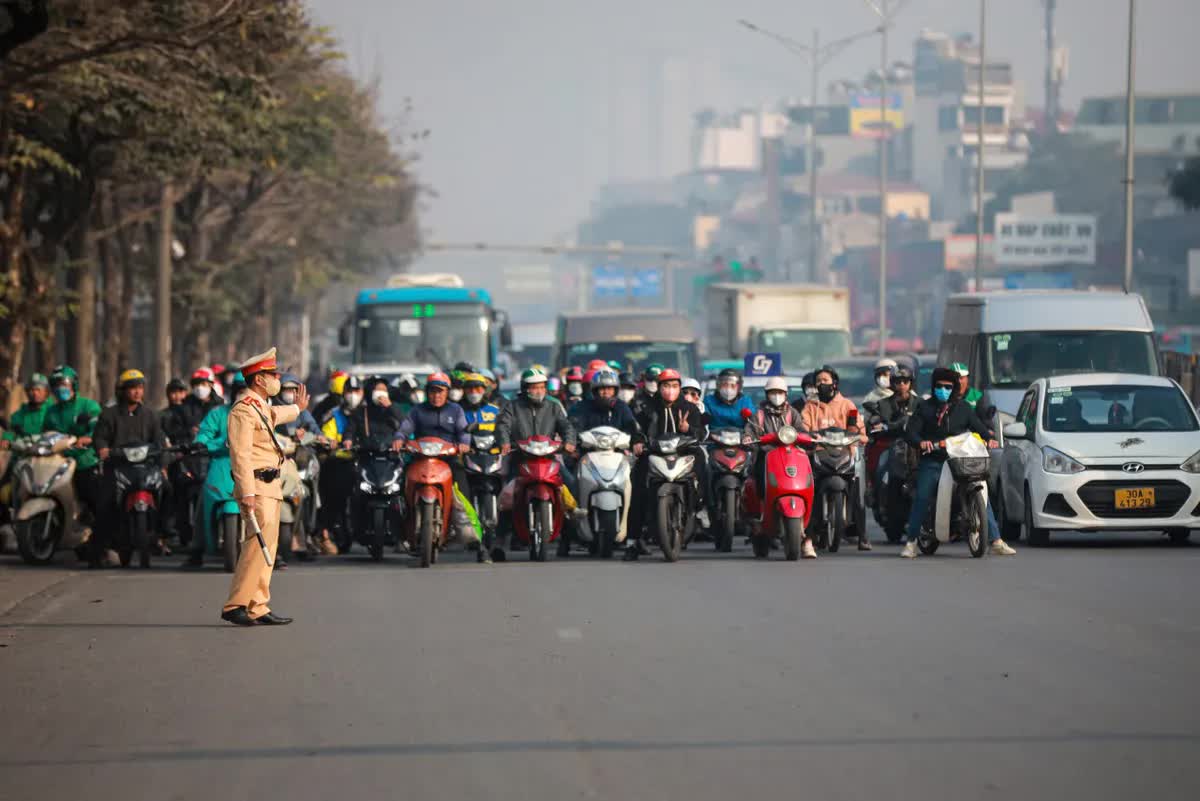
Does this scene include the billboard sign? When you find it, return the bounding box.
[592,265,627,298]
[994,213,1097,266]
[744,352,783,377]
[849,92,904,139]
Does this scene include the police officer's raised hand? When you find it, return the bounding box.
[0,440,9,451]
[390,439,405,453]
[293,383,309,410]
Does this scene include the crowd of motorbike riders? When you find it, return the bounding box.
[0,353,1016,570]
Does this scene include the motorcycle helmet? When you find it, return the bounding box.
[764,376,789,407]
[452,361,476,375]
[190,366,214,385]
[890,366,914,388]
[587,359,609,373]
[117,368,145,390]
[166,377,188,394]
[716,368,742,402]
[592,371,620,392]
[801,371,818,402]
[607,360,624,371]
[51,364,78,384]
[618,371,637,388]
[656,367,681,383]
[521,367,548,386]
[329,370,349,396]
[643,363,665,381]
[426,372,451,391]
[874,357,898,391]
[546,375,562,394]
[227,371,246,403]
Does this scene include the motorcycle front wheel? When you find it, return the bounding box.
[132,511,151,569]
[596,509,618,559]
[16,507,63,565]
[717,488,737,553]
[530,501,551,562]
[967,491,987,558]
[827,493,844,553]
[418,505,435,568]
[782,516,804,562]
[368,507,385,562]
[657,494,682,562]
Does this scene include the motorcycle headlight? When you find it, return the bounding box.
[360,480,374,493]
[474,434,495,451]
[658,437,680,455]
[777,426,798,446]
[1042,446,1086,475]
[714,430,741,447]
[1182,449,1200,474]
[123,445,150,463]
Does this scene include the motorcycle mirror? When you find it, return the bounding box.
[740,408,753,420]
[985,405,997,420]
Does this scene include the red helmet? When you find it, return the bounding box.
[657,368,682,383]
[565,366,585,382]
[190,367,214,383]
[586,359,608,373]
[426,372,451,389]
[583,368,599,384]
[210,363,225,376]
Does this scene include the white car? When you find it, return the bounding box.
[997,373,1200,546]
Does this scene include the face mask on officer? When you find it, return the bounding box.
[767,390,787,408]
[449,387,463,402]
[619,388,635,404]
[344,391,363,410]
[280,389,296,405]
[718,384,738,402]
[567,381,582,397]
[260,374,282,397]
[194,383,212,401]
[466,390,484,405]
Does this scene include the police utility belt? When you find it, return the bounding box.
[247,400,286,485]
[253,467,281,483]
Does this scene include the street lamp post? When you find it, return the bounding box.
[1122,0,1137,293]
[974,0,987,294]
[860,0,910,356]
[738,20,876,284]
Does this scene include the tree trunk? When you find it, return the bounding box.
[153,181,174,395]
[68,189,99,398]
[0,167,28,413]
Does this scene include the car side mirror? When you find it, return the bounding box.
[1002,422,1027,440]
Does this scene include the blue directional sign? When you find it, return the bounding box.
[630,268,663,298]
[744,352,783,377]
[592,265,627,298]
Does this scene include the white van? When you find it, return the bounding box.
[938,291,1160,418]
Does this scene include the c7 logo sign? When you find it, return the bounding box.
[752,355,773,374]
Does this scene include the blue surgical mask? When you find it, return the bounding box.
[933,386,952,403]
[55,386,72,402]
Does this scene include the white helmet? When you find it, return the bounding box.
[874,357,898,372]
[764,376,789,393]
[681,377,702,393]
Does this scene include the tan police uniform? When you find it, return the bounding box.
[222,349,299,620]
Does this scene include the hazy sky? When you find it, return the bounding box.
[310,0,1197,246]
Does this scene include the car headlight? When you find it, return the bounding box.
[1182,450,1200,474]
[1042,446,1086,475]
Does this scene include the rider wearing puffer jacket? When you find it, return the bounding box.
[705,369,756,431]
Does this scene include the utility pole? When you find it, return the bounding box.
[975,0,988,293]
[1122,0,1137,293]
[1043,0,1059,133]
[737,19,876,283]
[154,181,174,396]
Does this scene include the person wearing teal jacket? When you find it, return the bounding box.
[182,374,243,568]
[43,366,103,527]
[2,373,52,445]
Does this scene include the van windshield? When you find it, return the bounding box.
[984,331,1158,389]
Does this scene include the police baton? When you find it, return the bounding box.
[243,507,274,567]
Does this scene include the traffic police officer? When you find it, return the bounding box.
[221,348,307,626]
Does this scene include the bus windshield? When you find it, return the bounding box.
[563,341,696,376]
[356,303,490,367]
[984,331,1158,390]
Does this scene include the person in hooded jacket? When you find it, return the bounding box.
[314,375,363,554]
[861,358,898,406]
[624,369,709,560]
[706,369,756,431]
[791,371,818,416]
[899,366,1016,559]
[801,366,865,442]
[161,368,222,446]
[343,376,406,449]
[630,364,663,418]
[568,371,638,437]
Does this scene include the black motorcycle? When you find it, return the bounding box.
[809,427,859,552]
[463,426,506,562]
[168,441,209,548]
[108,443,165,568]
[708,427,751,553]
[352,438,406,561]
[645,434,699,562]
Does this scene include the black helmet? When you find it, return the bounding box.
[930,366,960,394]
[166,377,187,393]
[716,368,743,389]
[891,366,914,383]
[343,375,363,392]
[591,371,620,393]
[815,364,840,387]
[801,371,817,390]
[618,371,637,388]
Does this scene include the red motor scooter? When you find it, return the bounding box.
[511,435,565,562]
[404,437,458,567]
[742,425,816,561]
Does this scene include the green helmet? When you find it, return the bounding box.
[950,362,969,378]
[520,367,548,386]
[643,363,665,381]
[51,364,78,385]
[26,372,49,390]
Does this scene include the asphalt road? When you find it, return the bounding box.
[2,529,1199,801]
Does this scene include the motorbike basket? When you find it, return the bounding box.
[948,456,990,481]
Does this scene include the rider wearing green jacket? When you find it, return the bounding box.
[2,374,52,445]
[42,366,104,529]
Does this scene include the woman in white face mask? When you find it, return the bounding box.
[863,357,899,405]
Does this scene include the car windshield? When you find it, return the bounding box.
[985,331,1157,390]
[356,303,490,368]
[564,341,695,376]
[1043,384,1198,433]
[757,329,851,371]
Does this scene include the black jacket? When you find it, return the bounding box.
[875,393,920,431]
[343,400,405,447]
[635,396,706,445]
[906,397,991,461]
[95,403,165,453]
[569,397,639,438]
[496,395,576,448]
[161,395,221,445]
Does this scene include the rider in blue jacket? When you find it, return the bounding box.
[705,369,756,431]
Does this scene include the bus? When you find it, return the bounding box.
[340,274,512,377]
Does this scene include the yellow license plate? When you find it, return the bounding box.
[1115,488,1155,509]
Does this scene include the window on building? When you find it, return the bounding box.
[1174,96,1200,124]
[939,105,959,131]
[857,195,882,215]
[985,106,1004,125]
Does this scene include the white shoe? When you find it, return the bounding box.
[900,541,918,559]
[696,508,711,528]
[990,539,1017,556]
[801,539,817,559]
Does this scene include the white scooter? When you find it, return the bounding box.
[574,426,633,558]
[11,432,89,564]
[917,432,991,558]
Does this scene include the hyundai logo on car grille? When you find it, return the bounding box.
[785,466,798,477]
[1121,462,1145,474]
